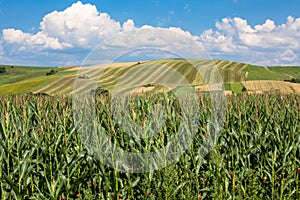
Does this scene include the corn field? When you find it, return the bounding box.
[0,93,299,199]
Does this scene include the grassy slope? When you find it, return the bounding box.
[243,65,300,81]
[0,61,300,96]
[0,65,56,85]
[224,82,245,93]
[0,65,76,96]
[268,67,300,78]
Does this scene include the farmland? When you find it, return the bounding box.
[0,60,300,199]
[245,80,300,94]
[0,93,299,199]
[1,60,300,96]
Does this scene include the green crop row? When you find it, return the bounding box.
[0,93,299,199]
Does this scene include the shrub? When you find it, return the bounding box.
[242,86,247,92]
[284,78,300,83]
[46,69,57,76]
[144,83,154,87]
[0,67,6,74]
[90,87,109,95]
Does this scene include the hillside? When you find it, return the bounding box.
[0,60,299,96]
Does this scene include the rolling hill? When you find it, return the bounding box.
[0,60,299,96]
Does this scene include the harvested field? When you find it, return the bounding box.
[245,80,300,94]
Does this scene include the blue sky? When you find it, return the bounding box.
[0,0,300,66]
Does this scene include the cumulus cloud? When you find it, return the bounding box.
[1,1,204,65]
[254,19,275,32]
[3,29,72,51]
[200,29,239,53]
[122,19,136,32]
[279,49,297,62]
[85,26,206,65]
[40,1,121,48]
[200,16,300,65]
[2,1,121,53]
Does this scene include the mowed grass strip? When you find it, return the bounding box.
[36,77,76,95]
[44,77,76,95]
[34,77,67,93]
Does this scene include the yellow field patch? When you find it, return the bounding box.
[245,80,300,94]
[195,83,223,92]
[133,86,156,94]
[0,79,42,95]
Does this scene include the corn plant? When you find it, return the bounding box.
[0,93,299,199]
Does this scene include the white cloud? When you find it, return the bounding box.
[200,16,300,65]
[202,16,300,50]
[200,29,239,53]
[2,1,121,52]
[122,19,136,32]
[1,1,204,65]
[254,19,275,32]
[2,29,30,43]
[2,29,72,51]
[40,1,121,48]
[233,17,256,33]
[279,49,297,62]
[90,26,206,65]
